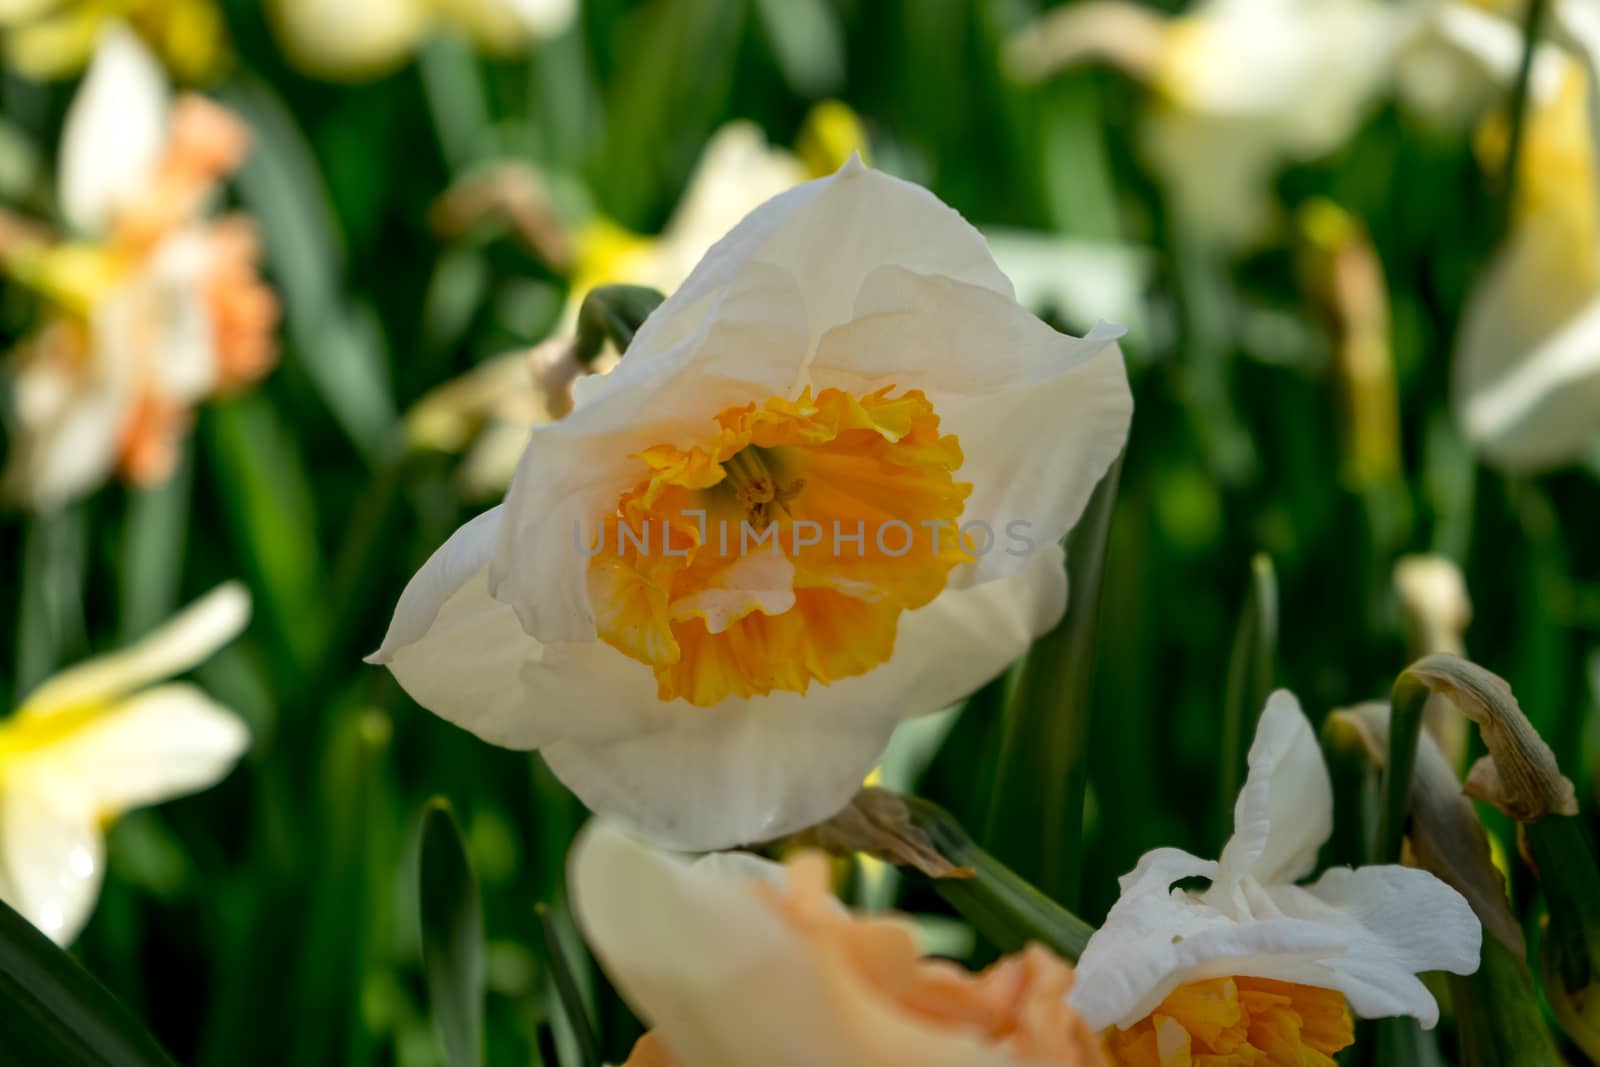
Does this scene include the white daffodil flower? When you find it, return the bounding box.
[1,26,277,510]
[1451,8,1600,471]
[1068,691,1481,1065]
[267,0,574,81]
[1009,0,1406,248]
[369,159,1132,850]
[0,584,252,944]
[569,819,1110,1066]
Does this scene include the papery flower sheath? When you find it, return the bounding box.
[0,25,277,510]
[369,159,1131,849]
[0,584,251,944]
[1068,692,1482,1066]
[569,819,1110,1067]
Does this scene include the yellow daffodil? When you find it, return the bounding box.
[569,819,1111,1066]
[0,583,251,944]
[0,0,227,81]
[266,0,575,82]
[1453,10,1600,471]
[1,25,277,510]
[1069,692,1482,1066]
[1009,0,1406,248]
[369,160,1132,849]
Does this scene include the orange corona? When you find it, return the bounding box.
[587,386,972,705]
[1107,977,1353,1067]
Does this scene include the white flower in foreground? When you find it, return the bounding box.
[1,26,277,510]
[1069,691,1481,1065]
[0,584,251,944]
[1452,11,1600,471]
[369,159,1131,849]
[569,819,1110,1067]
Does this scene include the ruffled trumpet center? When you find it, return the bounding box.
[584,386,972,706]
[1107,976,1353,1067]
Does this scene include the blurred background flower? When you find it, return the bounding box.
[1,25,276,510]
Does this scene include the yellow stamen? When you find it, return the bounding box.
[1107,977,1354,1067]
[587,387,972,706]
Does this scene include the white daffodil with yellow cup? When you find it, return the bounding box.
[569,818,1111,1067]
[370,159,1132,850]
[0,584,252,944]
[1069,691,1482,1066]
[0,25,277,510]
[1008,0,1406,248]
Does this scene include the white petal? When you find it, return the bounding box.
[808,268,1131,584]
[569,820,1034,1067]
[498,0,576,35]
[1211,691,1332,897]
[1069,847,1239,1030]
[266,0,430,80]
[58,24,170,235]
[96,234,221,402]
[542,545,1067,849]
[0,332,128,510]
[1453,228,1600,471]
[385,536,1062,848]
[370,505,654,747]
[20,583,249,717]
[32,684,250,816]
[634,159,1014,369]
[1276,865,1483,1025]
[0,772,104,945]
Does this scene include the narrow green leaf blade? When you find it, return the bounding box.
[0,895,178,1067]
[418,799,485,1067]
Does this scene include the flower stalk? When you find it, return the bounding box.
[804,789,1095,961]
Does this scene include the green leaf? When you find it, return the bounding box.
[219,76,397,463]
[985,456,1121,907]
[536,903,601,1067]
[12,506,88,702]
[117,445,192,644]
[201,395,325,674]
[1217,552,1278,843]
[418,799,485,1067]
[0,894,178,1067]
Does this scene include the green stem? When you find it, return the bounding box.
[903,795,1094,961]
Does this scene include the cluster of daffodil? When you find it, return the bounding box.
[0,26,277,510]
[1010,0,1600,475]
[365,161,1517,1066]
